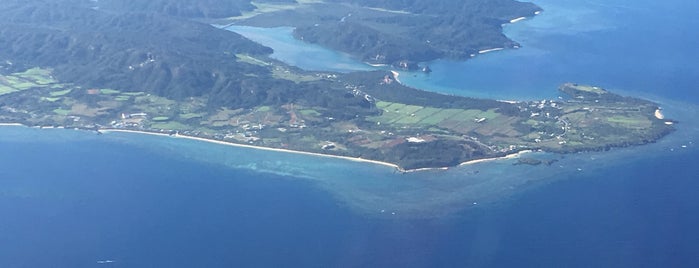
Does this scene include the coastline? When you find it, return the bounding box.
[459,150,532,166]
[0,123,531,172]
[390,70,402,83]
[478,47,505,54]
[509,17,527,23]
[99,128,403,171]
[365,62,388,68]
[102,128,532,172]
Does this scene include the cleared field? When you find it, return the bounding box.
[573,85,607,94]
[607,115,651,128]
[236,54,270,66]
[371,102,507,135]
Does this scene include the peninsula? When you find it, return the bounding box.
[0,0,675,170]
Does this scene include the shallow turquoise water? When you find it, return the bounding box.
[2,0,699,266]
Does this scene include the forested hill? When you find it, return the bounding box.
[0,0,384,115]
[94,0,295,19]
[1,0,538,110]
[238,0,541,65]
[0,0,278,105]
[328,0,538,18]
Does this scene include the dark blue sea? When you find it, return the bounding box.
[2,0,699,267]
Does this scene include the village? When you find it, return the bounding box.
[0,67,675,170]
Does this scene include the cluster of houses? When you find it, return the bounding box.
[110,112,149,128]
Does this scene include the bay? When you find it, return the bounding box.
[2,0,699,266]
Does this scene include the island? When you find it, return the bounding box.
[221,0,542,67]
[0,0,675,171]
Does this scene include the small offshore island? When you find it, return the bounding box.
[0,0,676,171]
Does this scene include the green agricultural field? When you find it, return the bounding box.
[4,76,38,90]
[16,68,57,85]
[417,109,463,125]
[53,108,71,116]
[180,113,206,120]
[574,85,607,94]
[370,100,509,137]
[115,96,131,102]
[256,106,272,112]
[150,121,193,131]
[152,116,170,122]
[607,115,651,128]
[230,1,317,20]
[394,107,440,125]
[392,105,418,115]
[272,68,320,83]
[100,89,121,95]
[42,97,62,102]
[375,101,392,109]
[236,54,270,66]
[121,92,145,96]
[50,89,72,97]
[0,85,18,96]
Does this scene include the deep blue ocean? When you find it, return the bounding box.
[2,0,699,267]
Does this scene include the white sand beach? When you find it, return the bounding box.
[100,129,402,170]
[655,108,665,119]
[1,124,536,172]
[510,17,527,23]
[478,48,504,54]
[459,150,532,166]
[390,70,401,83]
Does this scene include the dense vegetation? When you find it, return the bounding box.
[0,0,372,115]
[238,0,541,64]
[0,0,675,170]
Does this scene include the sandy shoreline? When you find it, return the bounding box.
[459,150,532,166]
[102,129,532,172]
[478,48,504,54]
[2,123,529,172]
[655,108,665,119]
[390,70,401,84]
[99,128,402,170]
[509,17,527,23]
[365,62,388,67]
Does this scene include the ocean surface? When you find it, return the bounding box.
[2,0,699,267]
